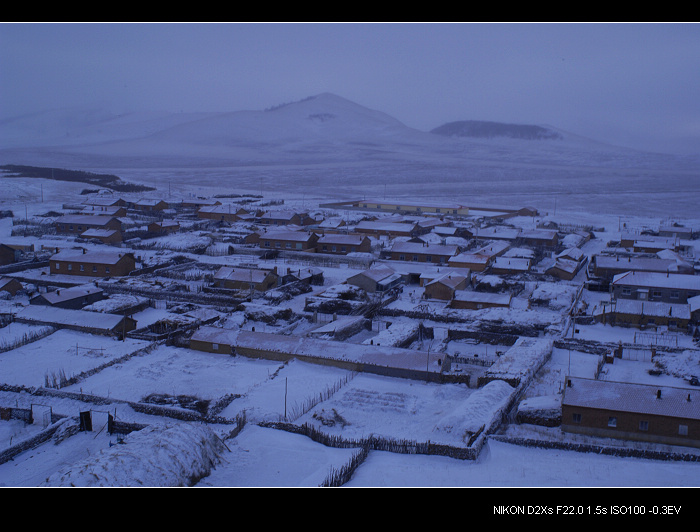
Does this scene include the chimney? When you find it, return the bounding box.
[657,389,662,399]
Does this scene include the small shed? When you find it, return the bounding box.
[0,277,23,296]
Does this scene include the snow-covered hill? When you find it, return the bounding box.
[1,92,698,218]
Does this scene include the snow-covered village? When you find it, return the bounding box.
[2,23,700,492]
[1,164,699,488]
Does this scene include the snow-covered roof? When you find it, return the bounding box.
[214,266,276,284]
[55,215,118,225]
[80,229,120,237]
[355,221,418,232]
[259,230,317,242]
[452,291,512,305]
[390,242,459,256]
[190,325,241,345]
[611,271,700,291]
[491,256,531,271]
[50,249,133,264]
[14,306,129,330]
[556,247,584,262]
[562,377,700,420]
[470,227,521,240]
[232,330,442,372]
[595,255,682,272]
[33,285,103,304]
[317,234,367,245]
[426,271,468,289]
[352,266,398,283]
[597,299,690,319]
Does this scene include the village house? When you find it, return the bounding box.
[488,256,531,275]
[594,299,691,330]
[55,215,122,235]
[80,228,122,245]
[658,225,693,239]
[611,271,700,304]
[546,248,588,281]
[0,243,21,266]
[450,290,512,310]
[0,277,23,296]
[448,241,511,272]
[259,230,319,252]
[316,234,371,255]
[189,326,241,354]
[197,204,249,222]
[212,266,279,292]
[589,254,693,281]
[148,220,180,235]
[13,306,137,338]
[349,199,470,216]
[133,199,169,211]
[388,242,459,264]
[81,197,126,210]
[280,267,324,286]
[30,285,105,310]
[619,232,688,254]
[561,376,700,448]
[346,266,403,293]
[81,205,127,217]
[314,218,346,234]
[353,220,420,239]
[257,210,314,226]
[50,249,137,277]
[467,226,521,242]
[423,271,470,301]
[517,229,559,249]
[179,198,222,210]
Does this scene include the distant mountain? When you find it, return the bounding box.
[1,92,698,218]
[0,91,696,186]
[431,120,563,141]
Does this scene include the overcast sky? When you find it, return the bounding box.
[2,22,700,155]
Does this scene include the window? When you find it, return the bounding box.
[322,245,328,251]
[622,287,631,295]
[399,255,405,261]
[679,424,688,436]
[572,413,582,424]
[67,264,72,271]
[412,255,418,262]
[652,290,662,299]
[285,242,291,249]
[426,255,432,262]
[670,291,679,300]
[92,266,97,272]
[54,263,60,270]
[212,343,219,351]
[264,241,270,248]
[607,417,617,427]
[639,420,649,431]
[296,243,302,250]
[106,267,110,274]
[80,264,84,272]
[275,242,281,248]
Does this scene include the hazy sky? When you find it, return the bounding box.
[2,22,700,154]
